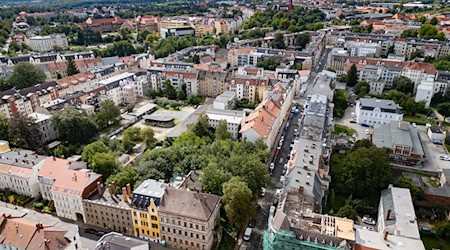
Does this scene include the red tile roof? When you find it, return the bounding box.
[56,72,95,88]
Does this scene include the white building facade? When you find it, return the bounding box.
[355,98,403,126]
[28,33,69,52]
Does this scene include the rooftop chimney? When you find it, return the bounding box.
[108,184,113,196]
[97,181,103,196]
[383,230,388,241]
[126,183,132,197]
[122,187,128,203]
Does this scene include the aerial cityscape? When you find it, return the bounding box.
[0,0,449,249]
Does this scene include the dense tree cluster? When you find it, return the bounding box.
[381,90,427,116]
[0,62,47,91]
[0,113,41,150]
[243,7,326,31]
[392,76,415,94]
[256,58,281,70]
[333,89,348,118]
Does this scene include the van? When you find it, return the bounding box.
[243,227,252,241]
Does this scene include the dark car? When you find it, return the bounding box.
[95,231,106,237]
[85,228,97,234]
[361,123,370,127]
[248,219,256,228]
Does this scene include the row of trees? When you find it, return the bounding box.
[243,7,326,32]
[401,24,445,41]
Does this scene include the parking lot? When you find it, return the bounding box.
[334,106,371,140]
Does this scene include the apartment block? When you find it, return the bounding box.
[355,98,403,126]
[0,146,47,198]
[28,33,69,52]
[38,157,102,222]
[83,182,133,235]
[159,188,220,250]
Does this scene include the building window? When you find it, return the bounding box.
[152,224,158,229]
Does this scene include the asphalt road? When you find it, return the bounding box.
[242,108,303,249]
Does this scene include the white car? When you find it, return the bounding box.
[362,215,376,225]
[280,176,286,185]
[243,227,252,241]
[261,188,266,197]
[269,163,275,171]
[365,129,370,135]
[440,155,450,161]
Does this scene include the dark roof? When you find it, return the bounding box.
[159,188,220,221]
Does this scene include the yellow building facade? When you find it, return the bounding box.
[131,179,167,242]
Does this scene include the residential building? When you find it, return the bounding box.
[355,98,403,126]
[434,71,450,95]
[415,80,434,108]
[28,33,69,52]
[345,41,381,57]
[163,68,199,95]
[131,179,167,242]
[0,209,81,250]
[373,121,424,167]
[0,147,47,198]
[197,71,229,97]
[212,91,236,110]
[400,62,436,90]
[95,232,150,250]
[98,72,148,105]
[79,17,127,32]
[38,157,102,222]
[285,94,332,213]
[228,75,270,102]
[427,126,445,144]
[355,186,425,250]
[83,182,133,235]
[160,27,195,39]
[28,112,58,145]
[159,187,221,250]
[241,82,294,148]
[206,108,245,139]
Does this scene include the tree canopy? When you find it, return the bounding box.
[222,177,256,228]
[347,64,358,87]
[51,109,98,145]
[95,100,121,129]
[272,32,286,49]
[8,114,40,150]
[6,62,46,89]
[418,24,445,41]
[66,59,79,76]
[333,89,348,118]
[392,76,415,94]
[354,81,369,97]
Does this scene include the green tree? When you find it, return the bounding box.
[6,62,46,89]
[418,24,444,40]
[66,59,79,76]
[107,167,138,192]
[0,113,9,142]
[215,120,231,141]
[140,127,156,147]
[333,89,348,118]
[435,221,450,239]
[95,100,121,129]
[122,127,142,145]
[354,81,370,97]
[347,64,358,87]
[82,141,111,163]
[430,16,438,25]
[396,177,424,200]
[51,109,98,145]
[272,32,286,49]
[192,54,200,64]
[295,33,310,49]
[176,88,187,100]
[401,29,418,38]
[256,58,281,70]
[201,162,232,195]
[8,114,40,149]
[335,198,358,220]
[145,32,160,43]
[102,41,137,57]
[222,177,256,228]
[339,147,392,198]
[90,152,119,180]
[163,80,177,100]
[437,102,450,118]
[392,76,415,94]
[191,113,213,139]
[353,139,372,151]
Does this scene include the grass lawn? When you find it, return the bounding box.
[218,232,235,250]
[334,124,356,136]
[421,234,450,250]
[403,114,435,125]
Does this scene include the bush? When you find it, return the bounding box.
[33,202,44,209]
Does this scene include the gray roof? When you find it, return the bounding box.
[359,98,402,113]
[373,121,424,156]
[95,232,149,250]
[0,150,46,168]
[133,179,167,198]
[380,186,421,239]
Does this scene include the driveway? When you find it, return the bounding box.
[334,106,371,140]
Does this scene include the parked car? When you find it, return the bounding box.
[362,226,374,231]
[243,227,252,241]
[269,205,276,215]
[281,169,287,175]
[85,228,97,234]
[362,215,376,225]
[361,123,370,127]
[261,188,266,197]
[248,219,256,228]
[95,231,106,236]
[420,227,432,233]
[350,120,357,123]
[365,129,370,135]
[280,176,286,185]
[440,155,450,161]
[269,163,275,171]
